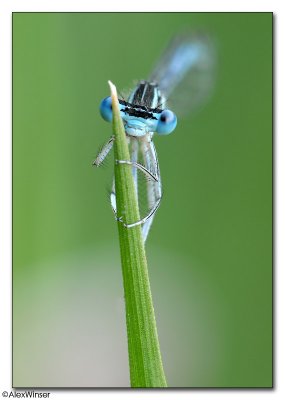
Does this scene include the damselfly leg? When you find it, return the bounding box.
[93,135,162,242]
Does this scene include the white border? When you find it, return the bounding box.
[1,1,283,400]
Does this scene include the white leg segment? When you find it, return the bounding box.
[93,136,115,166]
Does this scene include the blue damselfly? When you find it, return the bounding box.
[93,33,216,242]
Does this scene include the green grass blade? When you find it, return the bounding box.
[108,81,167,388]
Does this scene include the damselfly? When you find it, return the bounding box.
[93,33,215,242]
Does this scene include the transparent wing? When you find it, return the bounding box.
[109,136,161,240]
[149,32,217,116]
[128,137,161,229]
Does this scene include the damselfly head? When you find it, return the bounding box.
[99,96,177,136]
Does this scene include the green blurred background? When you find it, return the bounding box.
[13,13,272,387]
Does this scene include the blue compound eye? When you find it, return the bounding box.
[100,96,113,122]
[156,109,177,135]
